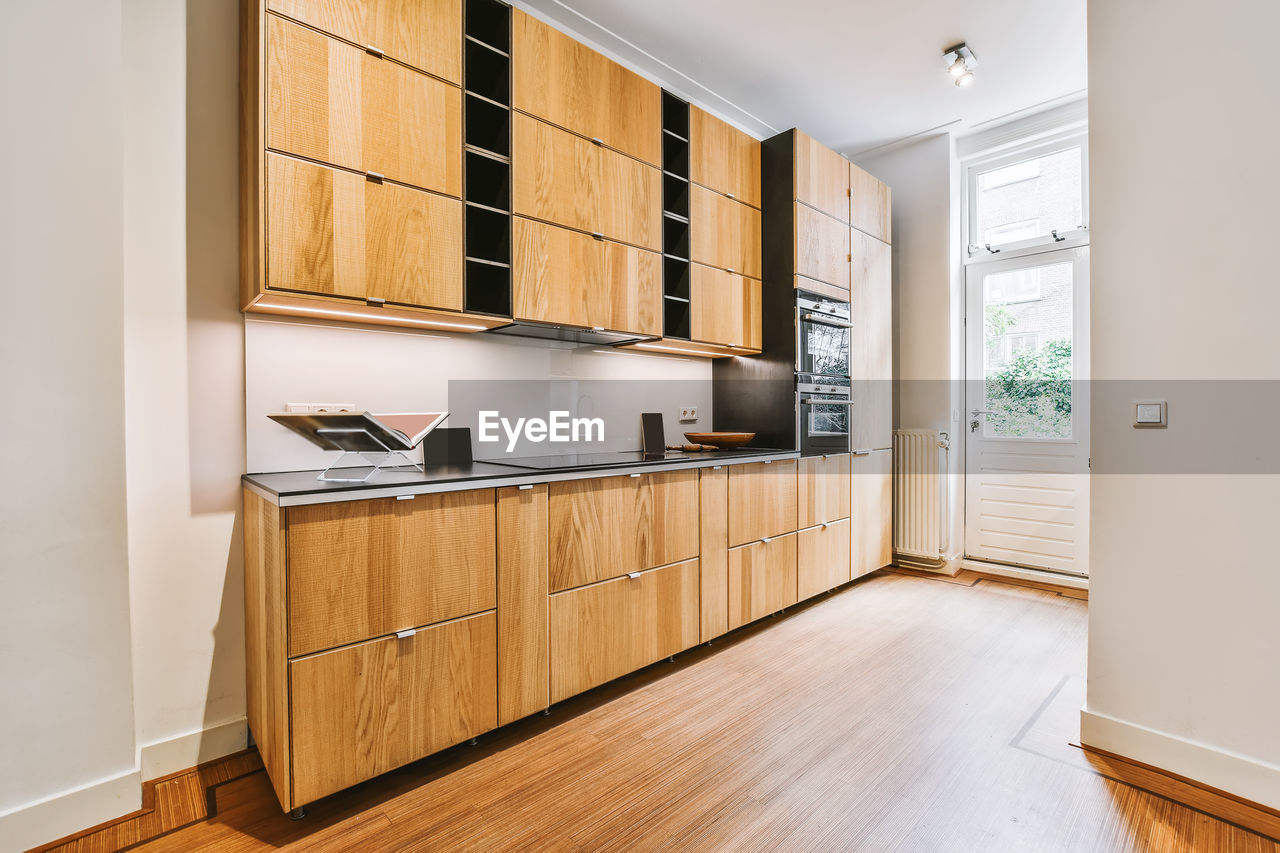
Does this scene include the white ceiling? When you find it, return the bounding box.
[516,0,1087,156]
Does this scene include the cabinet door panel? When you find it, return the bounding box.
[798,454,851,527]
[286,489,494,656]
[851,230,893,450]
[268,0,462,83]
[267,153,463,309]
[289,611,496,805]
[512,217,661,336]
[690,185,762,279]
[690,264,761,350]
[728,533,798,630]
[852,450,893,578]
[728,460,797,546]
[689,106,761,207]
[793,129,850,223]
[267,15,462,196]
[512,10,661,166]
[497,484,549,726]
[798,518,852,600]
[851,162,891,243]
[512,113,661,250]
[699,467,729,642]
[550,559,700,702]
[795,202,850,291]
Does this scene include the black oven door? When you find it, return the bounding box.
[798,389,852,456]
[797,311,851,378]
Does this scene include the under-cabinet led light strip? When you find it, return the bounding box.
[256,299,490,332]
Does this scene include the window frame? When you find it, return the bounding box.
[964,131,1090,260]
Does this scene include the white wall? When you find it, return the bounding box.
[1083,0,1280,808]
[0,2,141,850]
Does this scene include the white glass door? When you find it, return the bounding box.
[964,246,1090,576]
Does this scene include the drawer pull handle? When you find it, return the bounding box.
[853,449,871,456]
[396,494,415,501]
[629,473,641,478]
[627,571,642,579]
[591,232,605,241]
[727,192,736,199]
[763,459,772,464]
[821,522,831,529]
[366,296,386,306]
[396,628,417,639]
[727,268,736,274]
[591,136,604,146]
[518,484,534,490]
[365,170,385,183]
[762,537,773,544]
[712,465,722,470]
[366,44,385,58]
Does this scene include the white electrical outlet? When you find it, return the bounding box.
[679,406,698,423]
[286,402,357,413]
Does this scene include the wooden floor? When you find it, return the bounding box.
[39,571,1280,852]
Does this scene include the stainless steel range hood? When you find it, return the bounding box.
[485,320,654,346]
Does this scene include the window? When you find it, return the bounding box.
[966,134,1088,254]
[985,267,1041,303]
[987,332,1040,369]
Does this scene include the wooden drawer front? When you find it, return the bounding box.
[548,470,699,592]
[267,15,462,197]
[289,611,497,805]
[286,490,495,656]
[689,106,760,207]
[690,264,762,350]
[728,533,797,630]
[795,202,850,290]
[728,460,798,547]
[851,162,891,243]
[851,230,893,450]
[794,130,850,223]
[267,0,462,84]
[797,518,852,600]
[512,114,661,251]
[852,450,893,578]
[690,185,762,279]
[266,153,463,309]
[512,217,661,336]
[550,559,699,702]
[798,454,851,527]
[512,10,661,167]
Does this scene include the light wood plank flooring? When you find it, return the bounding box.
[39,571,1280,852]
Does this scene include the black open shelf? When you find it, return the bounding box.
[663,257,690,300]
[465,258,511,316]
[465,201,509,266]
[662,133,688,180]
[466,0,510,53]
[662,90,689,140]
[663,216,689,261]
[465,150,510,211]
[661,90,692,340]
[465,94,510,158]
[464,39,509,104]
[664,297,691,340]
[663,172,689,219]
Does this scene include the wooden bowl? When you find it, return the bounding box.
[683,431,756,449]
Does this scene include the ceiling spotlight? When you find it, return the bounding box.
[943,43,977,87]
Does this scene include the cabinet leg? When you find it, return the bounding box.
[289,807,308,821]
[468,737,478,746]
[667,655,675,663]
[541,708,551,716]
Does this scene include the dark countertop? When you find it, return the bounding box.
[243,447,801,506]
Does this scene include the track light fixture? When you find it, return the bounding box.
[943,43,977,87]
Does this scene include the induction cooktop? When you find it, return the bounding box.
[484,451,681,471]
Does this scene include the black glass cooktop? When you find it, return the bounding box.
[485,451,681,471]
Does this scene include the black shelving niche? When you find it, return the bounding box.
[463,0,513,317]
[661,91,692,340]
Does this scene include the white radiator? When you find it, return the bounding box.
[893,429,950,564]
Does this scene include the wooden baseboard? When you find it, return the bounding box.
[886,566,1088,600]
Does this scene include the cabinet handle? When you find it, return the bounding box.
[365,170,385,183]
[627,571,642,579]
[366,296,386,307]
[395,494,415,501]
[727,192,736,199]
[629,473,641,478]
[591,232,605,241]
[726,268,736,274]
[518,484,534,490]
[762,537,773,543]
[395,628,416,639]
[366,44,385,58]
[763,459,772,464]
[591,136,604,146]
[712,465,723,470]
[853,449,871,456]
[821,522,831,529]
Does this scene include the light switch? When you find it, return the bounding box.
[1134,401,1167,428]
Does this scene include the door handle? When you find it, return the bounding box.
[970,409,995,417]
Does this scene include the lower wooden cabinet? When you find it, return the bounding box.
[852,450,893,578]
[728,533,798,630]
[797,519,852,600]
[797,453,851,528]
[728,459,798,546]
[549,559,700,703]
[289,611,497,805]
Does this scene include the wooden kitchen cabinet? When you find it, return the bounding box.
[851,229,893,451]
[690,184,762,279]
[728,459,798,547]
[851,162,892,243]
[550,559,700,702]
[797,453,851,528]
[512,217,661,336]
[797,517,852,600]
[266,15,462,196]
[689,264,762,350]
[547,469,699,591]
[793,129,850,223]
[699,466,730,642]
[512,113,662,251]
[496,484,549,726]
[795,201,851,293]
[512,9,662,167]
[267,0,462,84]
[289,611,496,805]
[266,153,463,309]
[852,450,894,578]
[689,106,761,207]
[728,533,798,630]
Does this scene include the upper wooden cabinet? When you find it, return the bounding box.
[266,15,462,196]
[690,265,761,350]
[793,129,850,223]
[266,153,463,309]
[267,0,462,83]
[512,113,661,251]
[728,460,798,546]
[690,184,762,279]
[851,162,892,243]
[851,229,893,450]
[512,10,662,167]
[512,217,661,336]
[689,106,761,207]
[794,202,850,292]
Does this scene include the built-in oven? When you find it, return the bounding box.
[798,377,852,455]
[796,293,852,379]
